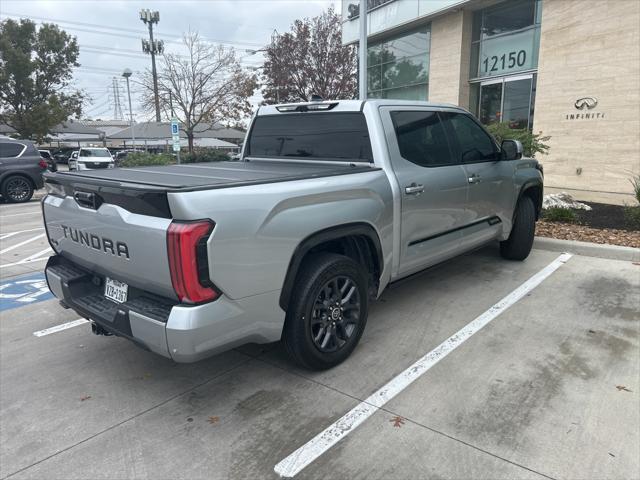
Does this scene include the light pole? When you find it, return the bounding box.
[358,0,368,100]
[140,9,163,122]
[122,68,136,150]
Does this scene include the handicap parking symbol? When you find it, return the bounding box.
[0,273,53,312]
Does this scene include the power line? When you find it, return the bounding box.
[0,13,265,48]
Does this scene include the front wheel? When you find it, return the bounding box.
[1,176,34,203]
[500,196,536,261]
[283,253,369,370]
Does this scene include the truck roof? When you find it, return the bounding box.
[257,99,468,116]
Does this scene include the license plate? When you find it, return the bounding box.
[104,277,128,303]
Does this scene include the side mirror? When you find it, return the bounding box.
[501,139,523,160]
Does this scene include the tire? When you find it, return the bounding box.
[500,196,536,261]
[1,176,34,203]
[282,253,369,370]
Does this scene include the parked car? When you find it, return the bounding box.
[39,150,58,172]
[68,148,114,171]
[42,99,543,369]
[52,149,74,164]
[0,138,47,202]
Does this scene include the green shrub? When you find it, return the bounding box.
[630,174,640,205]
[182,149,230,164]
[624,206,640,230]
[119,152,174,168]
[543,207,577,223]
[485,123,551,158]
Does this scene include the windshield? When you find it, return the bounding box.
[247,112,373,162]
[79,148,111,158]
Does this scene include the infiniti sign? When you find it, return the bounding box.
[566,96,604,120]
[574,96,598,110]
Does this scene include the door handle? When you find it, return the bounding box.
[468,174,481,184]
[404,183,424,195]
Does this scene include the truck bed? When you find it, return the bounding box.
[47,160,376,192]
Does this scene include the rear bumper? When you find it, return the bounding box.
[45,256,285,362]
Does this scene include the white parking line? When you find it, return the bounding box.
[0,233,46,255]
[33,319,89,337]
[0,227,44,240]
[0,211,42,218]
[0,247,52,269]
[274,252,573,478]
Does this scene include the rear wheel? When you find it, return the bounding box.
[283,253,368,370]
[1,176,34,203]
[500,196,536,261]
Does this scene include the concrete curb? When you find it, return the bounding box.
[533,236,640,262]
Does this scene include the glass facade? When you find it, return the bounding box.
[470,0,541,130]
[367,26,431,101]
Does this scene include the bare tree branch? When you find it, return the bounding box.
[141,31,256,152]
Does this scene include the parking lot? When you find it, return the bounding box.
[0,198,638,480]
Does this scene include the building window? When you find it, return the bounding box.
[470,0,542,79]
[367,26,430,101]
[469,0,541,130]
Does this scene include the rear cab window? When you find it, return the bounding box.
[247,112,373,162]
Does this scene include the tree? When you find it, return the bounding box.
[261,7,357,104]
[141,32,257,153]
[0,19,83,141]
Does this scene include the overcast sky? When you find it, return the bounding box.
[0,0,340,123]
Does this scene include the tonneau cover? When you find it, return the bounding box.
[48,160,376,192]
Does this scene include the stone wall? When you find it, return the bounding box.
[428,10,473,108]
[534,0,640,204]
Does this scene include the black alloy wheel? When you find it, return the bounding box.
[310,275,361,353]
[283,253,369,370]
[2,176,33,203]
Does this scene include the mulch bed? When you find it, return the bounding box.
[536,221,640,248]
[574,202,638,231]
[537,201,640,248]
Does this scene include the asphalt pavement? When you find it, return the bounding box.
[0,194,638,480]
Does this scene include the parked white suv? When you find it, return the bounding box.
[69,148,114,171]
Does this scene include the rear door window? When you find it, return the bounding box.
[247,113,373,162]
[0,143,26,158]
[390,111,456,167]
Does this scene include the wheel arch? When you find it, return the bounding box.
[517,180,543,220]
[279,222,383,311]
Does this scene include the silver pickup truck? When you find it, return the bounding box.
[42,99,543,370]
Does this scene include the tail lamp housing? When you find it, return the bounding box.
[167,220,220,304]
[38,159,48,169]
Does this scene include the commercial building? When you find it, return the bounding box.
[342,0,640,204]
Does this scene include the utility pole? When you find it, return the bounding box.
[112,78,124,121]
[140,9,163,122]
[359,0,368,100]
[122,69,136,150]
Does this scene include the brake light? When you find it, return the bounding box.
[167,220,219,304]
[38,159,48,169]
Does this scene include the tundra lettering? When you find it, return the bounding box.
[60,225,130,259]
[43,100,542,370]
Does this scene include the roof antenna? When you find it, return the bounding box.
[310,94,323,102]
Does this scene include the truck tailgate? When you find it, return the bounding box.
[43,194,176,299]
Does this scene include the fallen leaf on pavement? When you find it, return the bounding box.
[208,416,220,424]
[80,395,91,401]
[390,415,405,428]
[616,385,632,392]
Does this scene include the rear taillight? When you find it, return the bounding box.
[38,159,48,169]
[167,220,219,304]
